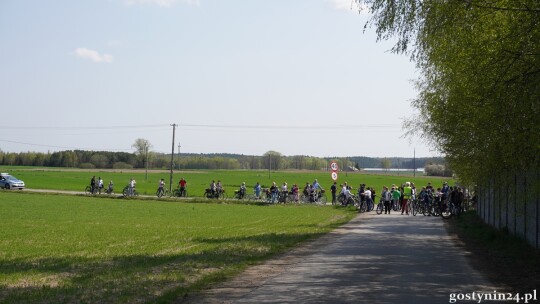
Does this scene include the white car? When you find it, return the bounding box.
[0,173,25,190]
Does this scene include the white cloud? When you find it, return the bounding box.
[75,48,113,63]
[123,0,199,7]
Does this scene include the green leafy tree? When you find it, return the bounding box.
[356,0,540,184]
[131,139,152,168]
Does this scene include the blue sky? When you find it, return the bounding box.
[0,0,436,158]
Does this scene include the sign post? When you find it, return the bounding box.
[330,162,339,181]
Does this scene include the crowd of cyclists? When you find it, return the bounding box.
[336,180,471,217]
[85,175,472,217]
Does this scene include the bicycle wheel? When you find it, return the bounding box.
[407,201,414,216]
[376,202,383,214]
[422,204,430,216]
[359,201,367,213]
[85,186,92,195]
[431,204,440,216]
[122,187,128,196]
[441,204,452,219]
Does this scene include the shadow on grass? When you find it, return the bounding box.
[446,211,540,293]
[0,232,327,304]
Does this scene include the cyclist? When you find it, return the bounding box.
[210,180,216,197]
[280,182,288,203]
[370,187,376,207]
[419,186,430,212]
[441,182,450,201]
[216,180,223,196]
[128,178,136,196]
[270,182,279,203]
[157,179,165,196]
[402,182,412,215]
[90,176,96,194]
[98,177,104,194]
[291,184,299,202]
[254,182,261,199]
[382,186,392,214]
[237,182,246,199]
[391,186,401,211]
[435,187,443,212]
[107,180,114,194]
[358,184,366,208]
[312,179,324,201]
[339,182,353,206]
[179,178,187,197]
[364,187,372,211]
[330,182,337,204]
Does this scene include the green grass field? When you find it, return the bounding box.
[0,166,453,198]
[0,191,356,303]
[0,167,455,302]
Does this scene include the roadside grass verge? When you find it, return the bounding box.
[446,211,540,293]
[0,191,356,303]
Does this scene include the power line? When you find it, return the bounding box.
[179,123,400,130]
[0,139,131,152]
[0,124,169,130]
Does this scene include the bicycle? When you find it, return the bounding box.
[122,185,138,197]
[337,193,356,207]
[405,199,417,216]
[204,188,226,199]
[84,185,98,195]
[171,187,188,198]
[156,187,168,198]
[376,199,384,215]
[392,200,400,212]
[233,189,248,200]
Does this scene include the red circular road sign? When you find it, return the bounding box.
[331,171,338,181]
[330,162,339,172]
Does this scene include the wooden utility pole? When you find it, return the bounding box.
[169,124,177,193]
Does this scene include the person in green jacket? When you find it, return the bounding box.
[402,182,412,215]
[391,186,401,211]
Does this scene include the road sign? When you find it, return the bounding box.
[330,162,339,172]
[331,171,338,181]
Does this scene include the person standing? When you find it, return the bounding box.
[292,183,299,202]
[330,182,337,204]
[128,178,136,196]
[270,182,278,203]
[216,180,223,196]
[254,182,261,199]
[158,178,165,192]
[364,187,372,211]
[90,176,96,194]
[210,180,216,197]
[402,182,412,215]
[179,178,187,197]
[98,177,104,194]
[391,186,401,211]
[382,186,392,214]
[107,180,114,194]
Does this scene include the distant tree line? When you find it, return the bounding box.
[0,149,446,172]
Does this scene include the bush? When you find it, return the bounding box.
[424,164,453,177]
